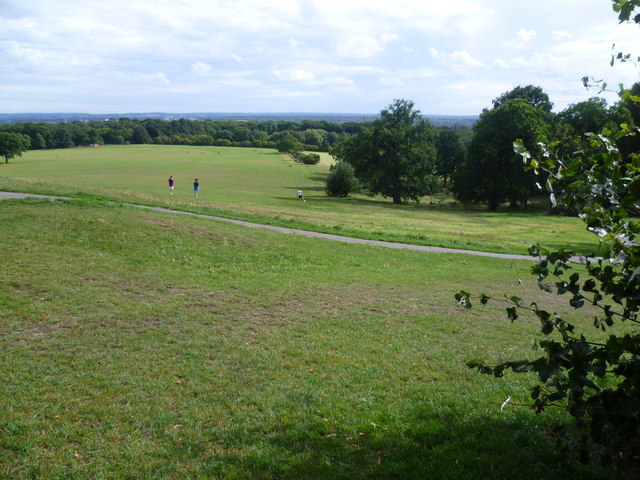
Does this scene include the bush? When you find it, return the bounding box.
[297,153,320,165]
[326,161,360,197]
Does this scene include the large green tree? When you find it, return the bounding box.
[331,99,438,204]
[556,97,632,162]
[0,132,30,164]
[453,98,550,210]
[435,130,465,188]
[492,84,553,113]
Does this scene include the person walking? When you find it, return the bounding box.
[168,176,175,195]
[193,178,199,198]
[297,189,305,202]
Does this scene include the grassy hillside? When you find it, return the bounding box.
[0,197,609,479]
[0,145,599,255]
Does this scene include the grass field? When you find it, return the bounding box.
[0,198,609,479]
[0,145,600,256]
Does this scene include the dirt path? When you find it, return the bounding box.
[0,191,583,262]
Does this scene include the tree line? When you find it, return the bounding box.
[2,83,637,213]
[328,84,639,210]
[0,117,365,152]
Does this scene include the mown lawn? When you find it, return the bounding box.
[0,145,600,255]
[0,198,608,479]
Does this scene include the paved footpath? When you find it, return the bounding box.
[0,191,586,262]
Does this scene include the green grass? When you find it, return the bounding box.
[0,198,609,479]
[0,145,600,256]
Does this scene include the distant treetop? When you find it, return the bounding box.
[492,85,553,113]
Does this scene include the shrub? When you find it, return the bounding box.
[326,161,360,197]
[297,153,320,165]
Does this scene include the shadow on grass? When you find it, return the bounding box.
[196,408,606,480]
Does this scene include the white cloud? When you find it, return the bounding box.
[492,58,509,69]
[291,69,314,81]
[451,50,485,67]
[324,76,354,85]
[429,48,485,68]
[272,67,314,82]
[336,33,397,58]
[517,28,537,43]
[428,47,446,59]
[191,62,212,74]
[552,30,572,41]
[491,52,563,73]
[2,0,639,114]
[115,71,171,85]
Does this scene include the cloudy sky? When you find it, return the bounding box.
[1,0,639,115]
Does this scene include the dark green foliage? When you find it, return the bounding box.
[0,132,30,163]
[616,82,640,158]
[435,130,465,187]
[0,118,356,152]
[294,152,321,165]
[326,161,360,197]
[492,85,554,113]
[558,97,613,135]
[331,99,439,204]
[613,0,640,22]
[453,98,550,210]
[131,125,152,144]
[276,134,303,154]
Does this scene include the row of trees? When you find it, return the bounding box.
[0,117,364,152]
[452,85,637,210]
[328,84,638,211]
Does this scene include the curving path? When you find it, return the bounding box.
[0,191,586,262]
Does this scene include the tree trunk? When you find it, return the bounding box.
[392,193,402,204]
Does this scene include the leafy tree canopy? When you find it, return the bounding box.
[452,98,550,210]
[492,85,554,113]
[331,99,438,204]
[0,132,30,164]
[435,130,465,188]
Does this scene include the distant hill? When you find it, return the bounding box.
[0,112,477,128]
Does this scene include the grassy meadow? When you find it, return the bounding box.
[0,198,609,479]
[0,145,614,478]
[0,145,600,256]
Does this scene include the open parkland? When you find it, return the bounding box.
[0,145,610,479]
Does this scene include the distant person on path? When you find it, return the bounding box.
[297,189,305,202]
[193,178,199,198]
[168,176,175,195]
